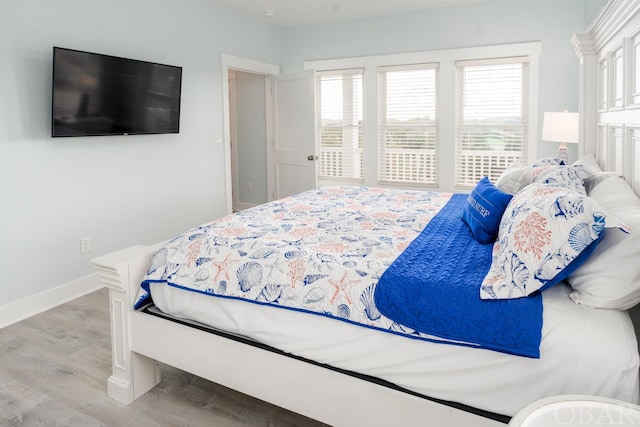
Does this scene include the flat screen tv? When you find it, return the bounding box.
[51,47,182,137]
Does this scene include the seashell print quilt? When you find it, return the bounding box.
[135,186,541,356]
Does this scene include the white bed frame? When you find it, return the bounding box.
[91,1,640,425]
[92,244,504,427]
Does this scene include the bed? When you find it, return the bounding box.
[91,1,640,425]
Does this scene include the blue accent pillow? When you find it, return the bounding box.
[461,177,513,244]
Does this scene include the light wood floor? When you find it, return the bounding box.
[0,288,328,427]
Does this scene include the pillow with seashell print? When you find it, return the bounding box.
[495,157,565,195]
[531,163,595,195]
[495,156,603,196]
[480,182,629,300]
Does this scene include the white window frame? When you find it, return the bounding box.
[305,42,540,192]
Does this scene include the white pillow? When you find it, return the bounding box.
[480,183,628,300]
[495,163,533,195]
[584,171,623,194]
[572,154,624,194]
[568,177,640,310]
[572,153,603,173]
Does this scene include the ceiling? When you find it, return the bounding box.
[213,0,490,27]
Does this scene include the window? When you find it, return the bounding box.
[455,58,529,187]
[306,42,540,192]
[317,69,363,180]
[378,64,438,186]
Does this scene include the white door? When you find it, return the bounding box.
[271,69,317,199]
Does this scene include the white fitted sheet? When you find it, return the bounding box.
[148,281,640,417]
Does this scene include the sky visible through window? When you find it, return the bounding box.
[320,74,362,122]
[463,63,523,121]
[385,69,435,122]
[320,64,522,122]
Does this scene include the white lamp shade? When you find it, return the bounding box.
[542,112,579,143]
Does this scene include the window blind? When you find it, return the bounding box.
[455,59,529,188]
[317,69,363,180]
[377,64,439,186]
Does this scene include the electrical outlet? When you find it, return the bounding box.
[80,236,92,254]
[247,182,253,192]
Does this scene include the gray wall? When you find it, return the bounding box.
[0,0,280,305]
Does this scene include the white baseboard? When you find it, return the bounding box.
[0,273,103,329]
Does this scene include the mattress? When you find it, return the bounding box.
[148,281,639,417]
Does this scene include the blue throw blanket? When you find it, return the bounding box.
[374,194,543,358]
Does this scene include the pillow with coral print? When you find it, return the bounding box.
[530,157,565,167]
[480,183,628,300]
[495,158,569,195]
[531,164,595,195]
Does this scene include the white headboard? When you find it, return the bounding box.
[573,0,640,196]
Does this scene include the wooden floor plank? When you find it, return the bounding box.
[0,288,328,427]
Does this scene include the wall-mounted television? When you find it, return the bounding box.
[51,47,182,137]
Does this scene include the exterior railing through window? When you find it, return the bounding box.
[319,147,520,186]
[457,150,521,187]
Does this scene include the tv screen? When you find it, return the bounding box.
[51,47,182,137]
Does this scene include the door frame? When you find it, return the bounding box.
[221,54,280,215]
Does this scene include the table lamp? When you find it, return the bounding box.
[541,110,579,164]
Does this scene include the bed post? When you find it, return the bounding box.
[91,245,161,404]
[572,31,597,158]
